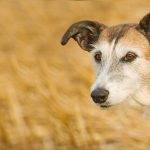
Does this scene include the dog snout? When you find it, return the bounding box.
[91,88,109,104]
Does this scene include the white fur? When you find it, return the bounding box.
[90,39,150,107]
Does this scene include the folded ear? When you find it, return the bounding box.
[137,13,150,42]
[61,20,106,51]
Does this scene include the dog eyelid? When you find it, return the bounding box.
[120,51,138,63]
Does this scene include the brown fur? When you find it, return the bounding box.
[121,28,150,60]
[98,24,150,60]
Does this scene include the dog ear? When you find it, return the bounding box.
[137,13,150,42]
[61,21,106,51]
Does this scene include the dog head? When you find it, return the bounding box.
[61,13,150,107]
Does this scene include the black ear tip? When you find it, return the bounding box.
[60,39,65,45]
[60,37,67,45]
[139,12,150,32]
[60,33,70,45]
[140,13,150,25]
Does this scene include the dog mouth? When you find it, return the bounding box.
[100,104,111,108]
[100,104,110,108]
[98,102,111,108]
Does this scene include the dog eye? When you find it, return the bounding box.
[94,52,102,62]
[121,52,137,63]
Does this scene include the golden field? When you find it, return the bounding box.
[0,0,149,149]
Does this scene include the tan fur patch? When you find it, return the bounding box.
[120,28,150,60]
[98,26,150,60]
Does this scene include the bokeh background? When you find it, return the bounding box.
[0,0,149,149]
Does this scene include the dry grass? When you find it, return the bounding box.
[0,0,150,149]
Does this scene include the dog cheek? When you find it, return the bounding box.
[106,75,139,105]
[139,60,150,83]
[106,82,128,105]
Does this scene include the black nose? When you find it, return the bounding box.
[91,88,109,104]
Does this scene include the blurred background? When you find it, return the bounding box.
[0,0,149,149]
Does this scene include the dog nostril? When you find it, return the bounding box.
[99,95,106,100]
[91,88,109,104]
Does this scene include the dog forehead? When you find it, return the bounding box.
[98,24,136,44]
[116,27,150,57]
[94,24,149,58]
[93,24,134,54]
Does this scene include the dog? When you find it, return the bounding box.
[61,13,150,108]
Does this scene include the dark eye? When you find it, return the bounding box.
[121,52,137,63]
[94,52,102,62]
